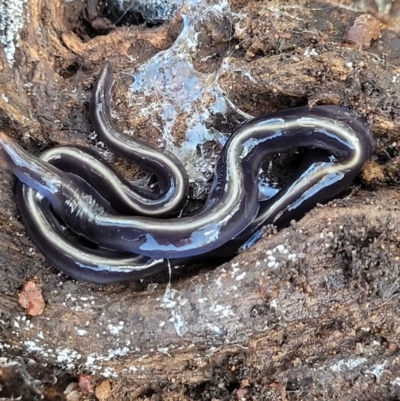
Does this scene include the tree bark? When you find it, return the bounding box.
[1,0,400,400]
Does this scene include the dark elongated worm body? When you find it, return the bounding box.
[0,62,373,283]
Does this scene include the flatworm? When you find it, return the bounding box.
[0,62,373,283]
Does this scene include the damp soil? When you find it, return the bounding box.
[1,0,400,400]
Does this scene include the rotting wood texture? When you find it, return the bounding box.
[1,0,400,400]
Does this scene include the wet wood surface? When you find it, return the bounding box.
[1,0,400,399]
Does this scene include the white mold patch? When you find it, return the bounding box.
[235,271,246,281]
[210,302,234,318]
[102,367,117,378]
[107,321,125,336]
[365,362,388,383]
[160,284,188,336]
[0,0,28,65]
[329,357,367,373]
[75,328,87,336]
[263,243,299,270]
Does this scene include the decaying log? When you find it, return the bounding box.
[1,0,400,399]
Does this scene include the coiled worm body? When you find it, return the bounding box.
[0,62,373,283]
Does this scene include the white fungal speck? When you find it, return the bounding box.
[235,272,246,281]
[304,47,318,57]
[107,321,124,335]
[24,340,44,353]
[158,347,170,355]
[102,367,117,378]
[75,328,87,336]
[216,276,223,288]
[209,324,223,335]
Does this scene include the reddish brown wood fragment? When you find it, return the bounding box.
[18,281,45,316]
[78,373,94,393]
